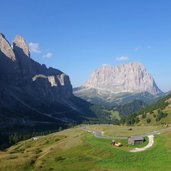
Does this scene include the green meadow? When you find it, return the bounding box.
[0,125,171,171]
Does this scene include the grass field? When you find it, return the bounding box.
[86,124,161,137]
[0,125,171,171]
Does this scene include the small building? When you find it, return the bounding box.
[32,136,44,140]
[128,136,145,145]
[111,140,122,147]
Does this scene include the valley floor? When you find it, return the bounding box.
[0,125,171,171]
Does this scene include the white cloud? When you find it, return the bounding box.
[29,42,41,53]
[115,56,129,61]
[43,52,53,59]
[29,42,54,60]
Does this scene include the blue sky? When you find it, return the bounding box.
[1,0,171,92]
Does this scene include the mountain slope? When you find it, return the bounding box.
[74,63,163,105]
[0,33,97,134]
[122,93,171,125]
[0,126,171,171]
[138,93,171,125]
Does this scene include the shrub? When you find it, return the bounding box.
[146,118,151,124]
[156,111,168,121]
[135,117,140,123]
[54,156,65,162]
[142,113,146,119]
[35,148,42,154]
[30,159,36,165]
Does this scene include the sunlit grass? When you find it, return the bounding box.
[0,126,170,171]
[87,124,161,137]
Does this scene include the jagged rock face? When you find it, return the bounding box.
[13,35,33,77]
[0,33,73,102]
[83,63,162,95]
[13,35,30,57]
[0,34,19,83]
[0,33,97,133]
[0,33,16,61]
[32,73,73,99]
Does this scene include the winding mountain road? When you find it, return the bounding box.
[82,126,171,139]
[82,126,171,152]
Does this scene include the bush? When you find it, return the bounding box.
[146,118,151,124]
[135,117,140,124]
[156,111,168,121]
[142,113,146,119]
[30,158,36,165]
[35,148,42,154]
[54,156,65,162]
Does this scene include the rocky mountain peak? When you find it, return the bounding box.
[0,33,16,61]
[0,33,73,100]
[0,33,5,39]
[83,62,162,95]
[13,35,30,57]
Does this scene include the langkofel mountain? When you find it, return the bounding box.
[74,62,163,105]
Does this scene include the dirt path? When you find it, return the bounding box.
[130,135,154,152]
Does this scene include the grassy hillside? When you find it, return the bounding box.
[0,125,171,171]
[88,100,147,124]
[0,95,100,149]
[89,105,121,124]
[138,94,171,125]
[122,94,171,126]
[87,125,160,137]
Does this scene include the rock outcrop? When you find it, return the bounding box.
[13,35,30,57]
[0,33,16,61]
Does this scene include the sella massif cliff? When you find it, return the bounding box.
[74,63,163,105]
[0,33,96,133]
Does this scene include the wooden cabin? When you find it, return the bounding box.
[128,136,145,145]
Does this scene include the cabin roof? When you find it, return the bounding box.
[128,136,144,141]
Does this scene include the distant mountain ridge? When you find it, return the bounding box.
[74,62,163,105]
